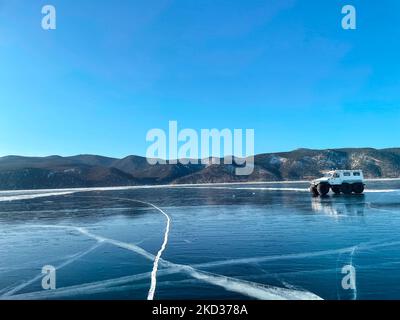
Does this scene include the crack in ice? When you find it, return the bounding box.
[1,194,323,300]
[128,200,171,300]
[74,196,171,300]
[1,242,103,297]
[17,224,322,300]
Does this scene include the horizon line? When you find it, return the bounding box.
[0,146,399,160]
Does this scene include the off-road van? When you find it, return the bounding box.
[310,170,365,196]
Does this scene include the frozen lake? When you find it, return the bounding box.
[1,180,400,300]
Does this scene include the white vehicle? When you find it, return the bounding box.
[310,170,365,196]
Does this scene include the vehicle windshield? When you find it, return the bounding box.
[324,172,333,178]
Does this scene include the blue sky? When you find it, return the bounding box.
[0,0,399,157]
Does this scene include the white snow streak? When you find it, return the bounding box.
[349,246,358,300]
[1,185,400,203]
[0,191,76,202]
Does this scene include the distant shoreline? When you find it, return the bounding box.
[1,177,399,194]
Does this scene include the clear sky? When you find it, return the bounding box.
[0,0,399,158]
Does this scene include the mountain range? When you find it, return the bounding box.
[1,148,400,190]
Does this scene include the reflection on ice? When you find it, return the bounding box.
[311,196,366,217]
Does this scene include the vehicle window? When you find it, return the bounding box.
[343,172,351,176]
[353,172,360,176]
[334,173,340,178]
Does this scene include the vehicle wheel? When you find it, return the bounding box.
[331,186,341,195]
[352,183,364,194]
[317,183,330,196]
[341,183,352,195]
[310,186,319,196]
